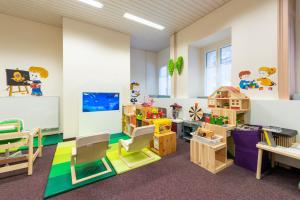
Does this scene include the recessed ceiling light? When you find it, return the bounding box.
[78,0,103,8]
[123,13,165,31]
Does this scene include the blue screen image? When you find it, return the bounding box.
[82,92,119,112]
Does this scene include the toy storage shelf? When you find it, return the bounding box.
[190,123,233,174]
[150,131,176,156]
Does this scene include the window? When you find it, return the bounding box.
[158,66,171,96]
[205,45,232,96]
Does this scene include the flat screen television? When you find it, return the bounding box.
[82,92,119,112]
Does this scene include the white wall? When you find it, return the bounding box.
[130,48,147,101]
[157,47,170,95]
[157,47,170,71]
[188,46,202,98]
[172,0,278,99]
[153,98,300,142]
[63,18,130,139]
[0,14,62,98]
[130,47,170,99]
[0,14,63,128]
[146,51,157,96]
[130,48,157,101]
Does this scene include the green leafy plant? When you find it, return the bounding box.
[176,56,184,75]
[168,59,175,76]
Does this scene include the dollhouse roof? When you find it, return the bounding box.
[208,86,249,100]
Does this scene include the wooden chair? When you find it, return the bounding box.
[70,133,112,185]
[118,125,155,168]
[0,119,42,175]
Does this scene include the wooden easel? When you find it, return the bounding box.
[7,85,29,96]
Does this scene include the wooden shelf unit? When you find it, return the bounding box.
[190,124,233,174]
[150,131,176,156]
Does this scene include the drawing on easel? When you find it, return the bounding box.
[5,66,49,96]
[6,69,30,96]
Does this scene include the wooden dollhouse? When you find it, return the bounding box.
[208,86,249,111]
[208,86,249,127]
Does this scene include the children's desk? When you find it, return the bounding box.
[256,143,300,179]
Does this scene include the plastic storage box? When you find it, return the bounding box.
[191,132,223,145]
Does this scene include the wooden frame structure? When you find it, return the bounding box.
[190,123,233,174]
[208,86,249,127]
[0,122,42,175]
[207,86,249,111]
[118,125,156,168]
[70,134,112,185]
[256,143,300,179]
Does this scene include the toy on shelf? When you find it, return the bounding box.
[122,105,136,136]
[130,81,140,104]
[152,118,172,134]
[208,86,249,111]
[196,127,214,139]
[189,103,203,121]
[262,126,297,147]
[182,120,202,141]
[136,112,143,127]
[207,86,250,128]
[170,103,182,119]
[141,96,154,107]
[146,107,164,119]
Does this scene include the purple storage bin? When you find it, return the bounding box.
[233,125,269,173]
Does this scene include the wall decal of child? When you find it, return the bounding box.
[28,66,49,96]
[256,66,276,90]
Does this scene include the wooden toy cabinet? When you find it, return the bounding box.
[122,105,166,136]
[190,123,233,174]
[122,105,136,136]
[150,131,176,156]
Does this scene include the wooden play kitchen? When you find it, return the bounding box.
[190,87,250,174]
[122,104,176,156]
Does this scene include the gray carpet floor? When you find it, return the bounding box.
[0,140,299,200]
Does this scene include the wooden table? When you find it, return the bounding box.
[256,143,300,179]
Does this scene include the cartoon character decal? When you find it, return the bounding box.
[256,67,276,90]
[238,66,276,91]
[11,71,26,83]
[239,70,251,89]
[28,66,49,96]
[239,70,259,90]
[130,81,140,104]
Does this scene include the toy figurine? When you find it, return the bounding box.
[136,112,143,127]
[196,127,214,139]
[170,103,182,119]
[142,96,154,107]
[130,81,140,104]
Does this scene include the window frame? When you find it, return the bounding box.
[158,65,171,96]
[204,42,232,96]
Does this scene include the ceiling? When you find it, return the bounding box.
[0,0,230,52]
